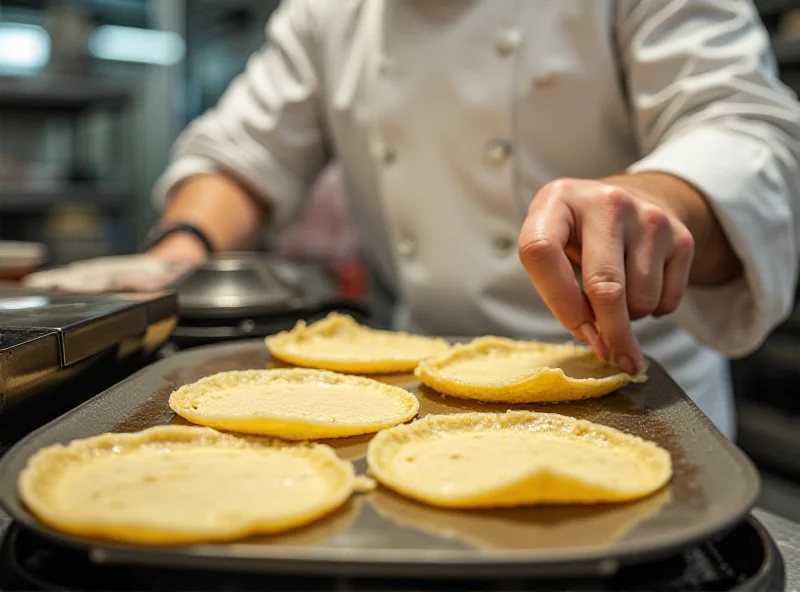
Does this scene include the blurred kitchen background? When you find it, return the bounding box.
[2,0,800,519]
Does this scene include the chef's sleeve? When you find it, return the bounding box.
[153,0,327,227]
[617,0,800,357]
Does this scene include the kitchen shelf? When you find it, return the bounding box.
[0,69,135,255]
[0,186,131,211]
[0,76,131,111]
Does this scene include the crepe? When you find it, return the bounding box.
[415,337,647,403]
[18,426,357,545]
[265,313,450,374]
[367,411,671,508]
[169,369,420,440]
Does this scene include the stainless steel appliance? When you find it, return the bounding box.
[0,287,178,417]
[167,254,368,348]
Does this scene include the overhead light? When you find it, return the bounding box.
[0,296,49,310]
[0,23,50,70]
[89,25,185,66]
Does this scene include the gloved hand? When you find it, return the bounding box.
[24,254,194,293]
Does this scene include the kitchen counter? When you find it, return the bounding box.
[0,506,798,590]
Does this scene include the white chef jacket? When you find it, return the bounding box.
[155,0,800,439]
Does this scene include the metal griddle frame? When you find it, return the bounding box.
[0,339,760,579]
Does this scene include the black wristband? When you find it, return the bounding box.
[140,223,215,254]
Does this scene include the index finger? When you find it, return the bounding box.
[518,200,604,354]
[580,215,643,373]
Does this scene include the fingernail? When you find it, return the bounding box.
[580,322,599,343]
[617,355,636,375]
[579,322,608,359]
[570,330,586,343]
[579,323,601,352]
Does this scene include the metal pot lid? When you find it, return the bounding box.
[171,255,304,319]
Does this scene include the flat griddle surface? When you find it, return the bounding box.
[0,340,760,579]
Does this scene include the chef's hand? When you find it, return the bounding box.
[24,252,195,293]
[25,222,212,293]
[518,177,697,375]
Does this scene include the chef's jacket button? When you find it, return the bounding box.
[397,237,415,258]
[485,139,512,164]
[379,143,397,164]
[495,28,521,57]
[493,235,515,255]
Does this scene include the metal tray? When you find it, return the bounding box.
[0,340,761,579]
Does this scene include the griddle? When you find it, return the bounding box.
[0,340,760,580]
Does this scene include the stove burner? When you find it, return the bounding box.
[171,255,305,319]
[0,517,784,591]
[170,303,369,348]
[169,255,370,348]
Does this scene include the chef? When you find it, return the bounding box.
[28,0,800,439]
